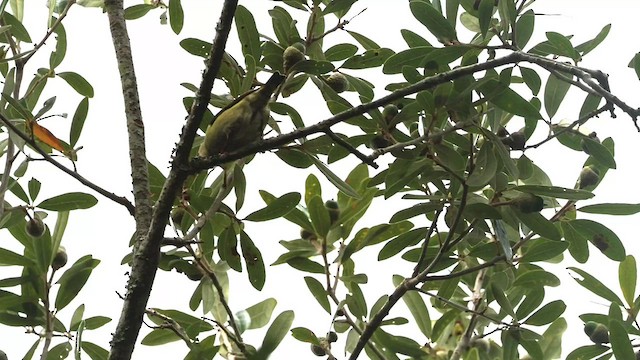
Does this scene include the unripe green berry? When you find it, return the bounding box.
[51,246,68,270]
[26,216,45,238]
[584,321,609,344]
[370,134,391,149]
[578,166,600,189]
[170,207,186,226]
[327,331,338,343]
[382,104,399,125]
[512,193,544,213]
[300,228,317,241]
[310,343,326,356]
[283,43,306,73]
[324,200,340,225]
[326,73,349,93]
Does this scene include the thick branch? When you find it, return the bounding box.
[107,1,239,359]
[104,0,151,357]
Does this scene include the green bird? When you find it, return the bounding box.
[198,72,286,158]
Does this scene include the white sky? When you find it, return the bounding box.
[1,1,639,359]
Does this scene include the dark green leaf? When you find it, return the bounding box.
[515,10,535,48]
[544,73,571,119]
[513,185,593,200]
[57,72,94,98]
[576,24,611,56]
[524,300,566,326]
[393,275,431,337]
[619,255,637,307]
[515,212,561,240]
[235,5,261,61]
[325,43,358,61]
[245,192,301,222]
[310,157,360,198]
[410,0,457,42]
[70,97,89,147]
[82,342,109,360]
[240,232,265,290]
[304,277,330,313]
[257,311,294,357]
[568,266,624,306]
[520,66,541,95]
[513,269,560,288]
[342,48,394,69]
[609,320,634,360]
[124,4,154,20]
[168,0,184,34]
[37,192,98,211]
[479,80,542,119]
[235,298,276,331]
[570,219,625,261]
[566,345,609,360]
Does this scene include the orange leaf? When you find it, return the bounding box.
[31,122,65,153]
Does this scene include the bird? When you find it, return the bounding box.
[198,72,286,158]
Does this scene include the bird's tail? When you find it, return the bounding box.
[263,72,286,93]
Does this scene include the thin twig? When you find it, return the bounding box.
[0,113,135,214]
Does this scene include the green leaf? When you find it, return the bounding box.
[544,73,571,119]
[325,43,358,61]
[257,310,294,357]
[234,5,261,61]
[570,219,625,261]
[568,267,624,306]
[57,72,94,98]
[393,275,431,337]
[168,0,183,34]
[342,48,394,70]
[48,342,71,360]
[524,300,566,326]
[577,203,640,215]
[235,298,276,332]
[81,342,109,360]
[576,24,611,56]
[245,192,301,222]
[346,30,380,50]
[70,97,89,147]
[290,327,320,345]
[55,256,100,310]
[566,345,609,360]
[491,281,515,318]
[522,238,568,262]
[218,226,241,272]
[124,4,153,20]
[581,137,616,169]
[513,185,593,200]
[310,157,360,199]
[477,0,494,39]
[515,10,535,48]
[520,66,541,95]
[141,328,180,345]
[240,232,265,290]
[3,12,31,42]
[0,247,34,266]
[307,196,331,238]
[410,0,457,43]
[37,192,98,211]
[546,31,579,60]
[304,276,331,314]
[514,269,560,288]
[28,178,41,202]
[619,255,637,307]
[479,80,542,119]
[514,211,561,240]
[609,320,634,360]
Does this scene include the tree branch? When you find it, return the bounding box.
[0,114,135,214]
[107,1,239,359]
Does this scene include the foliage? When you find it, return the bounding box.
[0,0,639,359]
